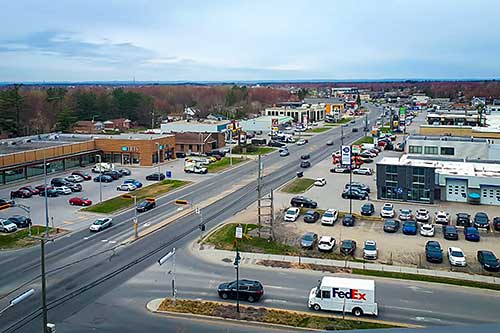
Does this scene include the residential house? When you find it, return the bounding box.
[103,118,132,131]
[73,120,104,134]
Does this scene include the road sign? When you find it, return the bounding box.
[235,225,243,239]
[394,187,403,195]
[165,171,172,178]
[341,145,351,166]
[271,118,279,127]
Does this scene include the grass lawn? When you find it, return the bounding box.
[158,298,396,330]
[337,117,354,124]
[0,226,59,250]
[306,127,330,133]
[82,179,189,214]
[232,145,275,155]
[206,157,246,173]
[280,178,315,194]
[324,123,341,126]
[352,136,374,145]
[352,269,500,291]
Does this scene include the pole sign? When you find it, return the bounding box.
[235,225,243,239]
[271,117,279,127]
[341,145,352,166]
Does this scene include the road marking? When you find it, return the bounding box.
[407,286,433,294]
[108,240,117,244]
[63,221,74,224]
[102,239,108,242]
[177,207,184,211]
[83,237,89,240]
[144,223,151,227]
[414,316,442,322]
[262,299,288,304]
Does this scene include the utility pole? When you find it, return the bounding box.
[158,248,176,306]
[234,224,243,314]
[156,143,161,179]
[349,163,353,215]
[257,154,262,237]
[96,154,103,203]
[134,195,138,239]
[269,189,274,241]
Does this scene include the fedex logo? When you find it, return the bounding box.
[332,288,366,301]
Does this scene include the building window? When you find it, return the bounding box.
[409,145,423,154]
[386,165,398,174]
[424,146,438,155]
[5,167,25,183]
[440,147,455,155]
[413,167,425,176]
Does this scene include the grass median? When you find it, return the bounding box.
[157,298,396,330]
[206,157,246,173]
[0,226,61,250]
[306,127,330,133]
[280,178,315,194]
[232,145,275,155]
[82,179,189,214]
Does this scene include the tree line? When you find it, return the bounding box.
[0,85,294,137]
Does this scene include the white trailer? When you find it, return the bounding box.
[308,276,378,317]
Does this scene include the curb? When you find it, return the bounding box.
[146,298,420,331]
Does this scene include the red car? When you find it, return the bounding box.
[72,171,92,181]
[20,186,40,195]
[69,196,92,206]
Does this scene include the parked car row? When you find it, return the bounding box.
[0,214,32,233]
[300,232,378,259]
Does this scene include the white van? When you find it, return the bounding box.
[308,276,378,317]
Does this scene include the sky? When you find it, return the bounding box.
[0,0,499,82]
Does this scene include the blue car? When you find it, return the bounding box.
[402,220,418,235]
[124,179,143,188]
[464,227,480,242]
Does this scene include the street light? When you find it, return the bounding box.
[158,248,176,306]
[234,224,243,313]
[155,143,161,180]
[96,154,103,203]
[0,288,35,316]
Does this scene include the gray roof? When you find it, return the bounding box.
[304,97,344,104]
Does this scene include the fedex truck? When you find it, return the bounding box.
[308,276,378,317]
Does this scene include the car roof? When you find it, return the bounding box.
[449,247,463,252]
[326,208,337,212]
[319,236,333,241]
[365,240,376,245]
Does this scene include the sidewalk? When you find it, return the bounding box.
[193,243,500,285]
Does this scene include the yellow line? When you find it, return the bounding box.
[63,221,74,224]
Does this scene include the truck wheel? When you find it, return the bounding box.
[352,307,363,317]
[312,304,321,311]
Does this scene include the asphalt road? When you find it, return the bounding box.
[0,106,382,332]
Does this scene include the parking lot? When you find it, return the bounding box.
[0,158,214,231]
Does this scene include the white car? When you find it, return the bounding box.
[314,178,327,187]
[448,247,467,267]
[420,223,435,237]
[0,218,18,233]
[434,211,450,225]
[54,186,72,195]
[353,167,373,175]
[65,175,84,183]
[284,207,300,222]
[89,218,113,232]
[380,203,395,218]
[117,183,137,191]
[415,209,430,222]
[321,209,338,225]
[317,236,336,252]
[363,240,378,260]
[296,139,307,146]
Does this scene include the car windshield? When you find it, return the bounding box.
[94,220,105,225]
[476,215,488,222]
[451,251,464,257]
[303,234,314,241]
[319,240,331,245]
[405,221,416,227]
[422,225,432,230]
[383,206,392,211]
[483,252,496,260]
[342,242,353,248]
[4,221,15,226]
[401,210,411,214]
[468,228,479,234]
[365,244,376,250]
[324,212,334,217]
[286,209,297,215]
[386,220,396,226]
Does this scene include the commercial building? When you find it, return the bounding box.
[426,111,482,126]
[174,132,224,154]
[264,102,326,123]
[419,125,500,139]
[377,155,500,206]
[0,133,175,185]
[240,116,293,133]
[406,135,500,161]
[160,119,231,134]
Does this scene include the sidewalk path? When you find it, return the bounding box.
[193,243,500,285]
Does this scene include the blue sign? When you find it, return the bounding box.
[165,171,172,178]
[121,146,128,151]
[159,145,164,150]
[394,187,403,195]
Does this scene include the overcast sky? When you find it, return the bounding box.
[1,0,499,82]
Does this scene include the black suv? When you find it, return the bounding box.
[425,241,443,263]
[217,279,264,303]
[361,203,375,216]
[146,173,165,181]
[268,140,286,148]
[300,161,311,168]
[345,182,370,193]
[104,170,121,180]
[443,225,459,240]
[7,215,32,228]
[493,217,500,232]
[473,212,489,229]
[456,213,471,227]
[342,214,356,226]
[341,188,367,200]
[300,154,310,160]
[290,196,317,208]
[51,178,72,187]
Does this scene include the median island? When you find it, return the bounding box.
[206,157,246,173]
[82,179,189,214]
[155,298,396,330]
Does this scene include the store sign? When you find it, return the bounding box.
[271,118,279,127]
[341,145,352,166]
[121,146,139,152]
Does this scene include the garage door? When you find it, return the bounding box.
[480,185,500,205]
[446,179,468,202]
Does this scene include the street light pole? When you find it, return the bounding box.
[0,288,35,316]
[156,143,161,180]
[158,248,176,306]
[133,195,138,239]
[96,154,103,203]
[234,224,243,314]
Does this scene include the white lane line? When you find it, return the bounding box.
[83,237,89,240]
[262,299,288,304]
[101,239,108,242]
[108,240,117,244]
[177,207,184,211]
[144,223,151,227]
